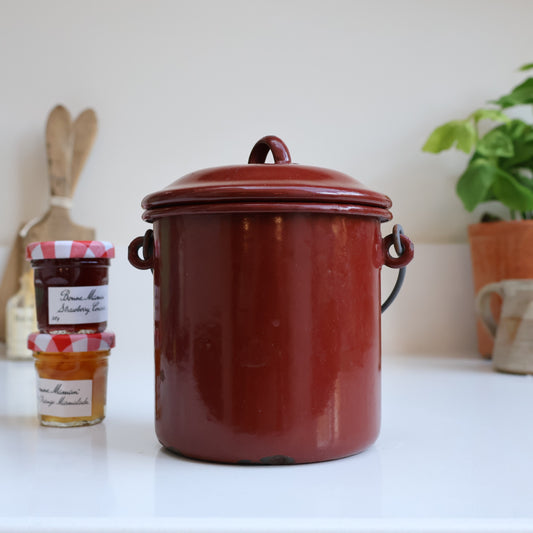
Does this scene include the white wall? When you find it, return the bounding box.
[2,0,533,248]
[1,0,531,355]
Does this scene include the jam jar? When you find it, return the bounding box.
[28,331,115,427]
[26,241,114,334]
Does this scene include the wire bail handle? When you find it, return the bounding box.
[381,224,413,313]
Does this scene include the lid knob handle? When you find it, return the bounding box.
[248,135,291,165]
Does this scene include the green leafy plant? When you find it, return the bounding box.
[423,64,533,221]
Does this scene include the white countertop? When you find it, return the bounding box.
[1,349,532,533]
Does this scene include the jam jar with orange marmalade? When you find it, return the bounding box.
[28,332,115,427]
[26,241,115,334]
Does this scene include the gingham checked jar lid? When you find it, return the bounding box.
[27,331,116,353]
[26,240,115,260]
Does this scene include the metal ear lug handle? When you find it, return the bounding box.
[381,225,414,313]
[128,229,154,271]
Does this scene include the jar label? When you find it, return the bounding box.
[37,378,92,417]
[48,286,108,325]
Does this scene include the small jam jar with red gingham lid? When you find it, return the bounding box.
[26,241,114,334]
[28,331,115,427]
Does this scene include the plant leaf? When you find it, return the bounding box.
[492,77,533,108]
[454,121,477,153]
[503,144,533,168]
[493,95,517,108]
[456,159,499,211]
[477,129,514,158]
[506,119,528,139]
[422,120,476,154]
[519,63,533,71]
[491,169,533,211]
[500,120,533,168]
[511,170,533,191]
[471,108,510,124]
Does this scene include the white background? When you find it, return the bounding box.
[1,0,533,248]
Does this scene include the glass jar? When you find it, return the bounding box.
[26,241,114,334]
[28,331,115,427]
[6,270,38,360]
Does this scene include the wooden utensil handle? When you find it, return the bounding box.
[46,105,73,198]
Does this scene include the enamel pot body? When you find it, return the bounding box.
[129,136,414,464]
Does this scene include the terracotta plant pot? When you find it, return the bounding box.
[468,220,533,357]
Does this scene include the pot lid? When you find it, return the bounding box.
[141,136,392,219]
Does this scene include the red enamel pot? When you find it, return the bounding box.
[129,136,414,465]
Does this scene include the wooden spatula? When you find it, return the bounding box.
[0,105,98,341]
[71,109,98,193]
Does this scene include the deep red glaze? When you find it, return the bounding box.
[248,135,292,164]
[31,258,110,333]
[129,135,414,464]
[141,135,391,214]
[142,165,393,211]
[151,212,384,464]
[143,201,392,222]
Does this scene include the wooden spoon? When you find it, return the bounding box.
[71,109,98,192]
[0,105,98,341]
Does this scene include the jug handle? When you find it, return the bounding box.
[128,229,154,271]
[381,225,414,313]
[475,282,503,338]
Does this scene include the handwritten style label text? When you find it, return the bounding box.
[48,285,108,324]
[38,378,92,417]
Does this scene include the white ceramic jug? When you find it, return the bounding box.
[476,279,533,374]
